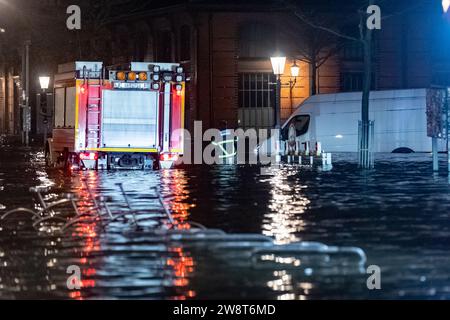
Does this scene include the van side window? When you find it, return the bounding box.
[282,115,310,139]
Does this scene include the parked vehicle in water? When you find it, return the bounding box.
[46,61,186,170]
[259,88,447,156]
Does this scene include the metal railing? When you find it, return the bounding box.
[0,179,368,274]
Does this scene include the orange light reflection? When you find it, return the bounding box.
[161,170,196,300]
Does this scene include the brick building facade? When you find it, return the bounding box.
[105,0,448,132]
[2,0,449,136]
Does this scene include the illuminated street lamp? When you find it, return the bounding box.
[0,28,5,33]
[39,76,50,91]
[270,56,286,77]
[290,61,300,78]
[443,0,450,13]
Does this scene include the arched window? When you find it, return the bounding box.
[238,23,275,58]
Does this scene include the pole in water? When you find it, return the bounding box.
[432,137,439,172]
[448,151,450,173]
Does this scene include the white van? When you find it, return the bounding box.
[262,88,447,154]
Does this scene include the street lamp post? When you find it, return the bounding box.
[440,0,450,173]
[271,56,302,158]
[0,28,5,134]
[289,61,300,110]
[444,0,450,173]
[270,56,286,158]
[270,56,286,130]
[39,76,51,149]
[270,57,300,126]
[22,40,31,147]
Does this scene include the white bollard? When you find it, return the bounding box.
[316,142,322,156]
[275,140,281,163]
[322,153,332,166]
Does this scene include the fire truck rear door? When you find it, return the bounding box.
[101,90,159,149]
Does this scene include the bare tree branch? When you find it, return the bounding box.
[280,0,360,42]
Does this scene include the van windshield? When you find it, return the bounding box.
[292,115,310,136]
[284,115,310,137]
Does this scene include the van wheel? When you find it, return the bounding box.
[392,147,414,154]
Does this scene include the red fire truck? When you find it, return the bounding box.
[46,61,185,170]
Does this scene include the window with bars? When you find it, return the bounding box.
[341,72,364,92]
[341,72,376,92]
[238,73,276,109]
[341,41,364,61]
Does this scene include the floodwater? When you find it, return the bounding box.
[0,146,450,300]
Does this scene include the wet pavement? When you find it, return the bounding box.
[0,146,450,299]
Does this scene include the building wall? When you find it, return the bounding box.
[0,65,17,135]
[107,7,327,132]
[4,2,450,137]
[192,10,320,130]
[26,2,449,136]
[376,12,433,90]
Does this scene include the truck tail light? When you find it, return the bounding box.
[160,153,179,162]
[174,84,183,96]
[79,152,98,161]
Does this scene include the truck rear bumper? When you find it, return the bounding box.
[74,152,182,170]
